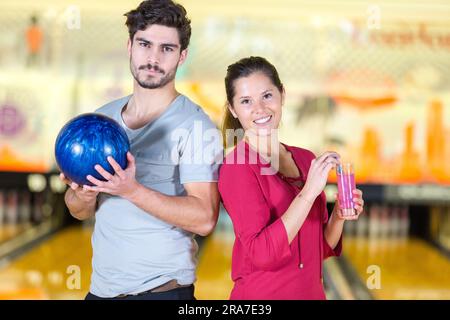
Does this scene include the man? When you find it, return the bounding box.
[60,0,222,300]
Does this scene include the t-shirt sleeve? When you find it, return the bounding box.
[178,115,223,184]
[218,163,292,271]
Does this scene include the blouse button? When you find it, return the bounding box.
[299,263,304,269]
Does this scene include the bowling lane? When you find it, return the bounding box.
[8,217,446,300]
[195,230,234,299]
[0,225,92,299]
[343,236,450,299]
[0,223,32,243]
[0,222,234,300]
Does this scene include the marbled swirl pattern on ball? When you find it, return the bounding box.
[55,113,130,186]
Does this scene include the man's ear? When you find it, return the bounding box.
[178,48,188,66]
[127,38,132,58]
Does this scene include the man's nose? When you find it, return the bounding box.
[146,46,161,65]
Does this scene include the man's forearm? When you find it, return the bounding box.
[125,184,217,236]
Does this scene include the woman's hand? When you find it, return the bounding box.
[333,189,365,220]
[301,151,340,202]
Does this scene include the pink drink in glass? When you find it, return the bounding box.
[336,163,356,217]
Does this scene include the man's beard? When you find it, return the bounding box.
[131,60,177,89]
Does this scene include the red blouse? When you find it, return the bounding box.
[218,141,342,300]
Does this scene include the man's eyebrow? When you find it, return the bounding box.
[161,43,179,48]
[135,37,151,44]
[135,38,179,49]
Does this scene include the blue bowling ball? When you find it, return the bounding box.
[55,113,130,186]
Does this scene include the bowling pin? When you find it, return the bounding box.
[390,206,401,239]
[399,205,410,239]
[5,190,18,225]
[32,192,44,224]
[436,206,445,247]
[0,190,4,226]
[442,207,450,249]
[19,191,31,224]
[41,190,54,220]
[369,204,381,239]
[356,204,369,238]
[344,216,355,237]
[444,207,450,249]
[379,205,391,257]
[379,205,389,239]
[367,204,380,257]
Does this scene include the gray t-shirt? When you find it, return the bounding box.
[90,94,222,297]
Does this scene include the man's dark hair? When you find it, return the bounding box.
[124,0,191,51]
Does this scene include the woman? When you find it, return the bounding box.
[218,56,364,300]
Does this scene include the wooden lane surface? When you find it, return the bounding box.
[344,236,450,299]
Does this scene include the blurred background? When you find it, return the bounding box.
[0,0,449,300]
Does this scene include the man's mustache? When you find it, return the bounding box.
[139,64,164,74]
